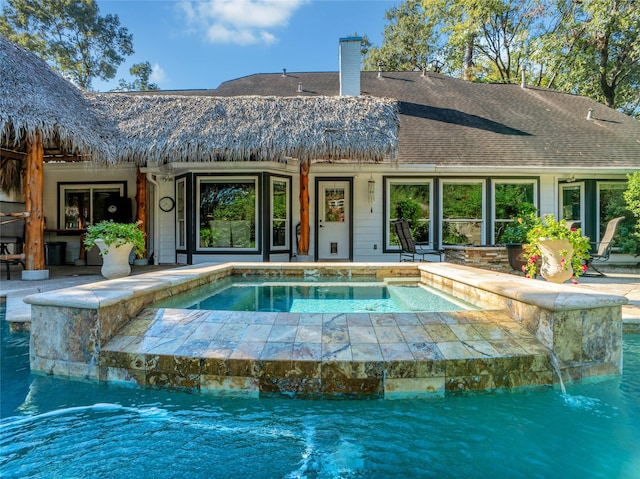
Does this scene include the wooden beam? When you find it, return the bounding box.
[135,167,147,258]
[298,160,310,256]
[24,131,45,270]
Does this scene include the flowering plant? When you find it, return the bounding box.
[84,220,146,258]
[501,202,538,244]
[523,214,591,283]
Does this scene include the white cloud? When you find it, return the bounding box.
[150,63,167,84]
[179,0,308,45]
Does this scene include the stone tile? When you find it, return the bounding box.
[461,340,501,358]
[295,325,323,343]
[322,313,348,327]
[380,342,413,361]
[348,326,378,343]
[488,339,528,356]
[201,341,237,359]
[292,342,322,361]
[215,323,249,342]
[473,323,512,340]
[322,327,349,343]
[188,322,224,341]
[201,375,260,397]
[320,377,383,397]
[374,326,405,343]
[415,312,446,324]
[407,342,444,360]
[299,313,323,326]
[351,343,384,361]
[423,324,458,342]
[370,313,397,326]
[436,341,474,359]
[267,325,297,343]
[393,313,421,326]
[399,325,432,343]
[346,313,373,327]
[384,377,445,398]
[102,334,138,351]
[242,324,273,342]
[322,342,352,361]
[449,324,484,341]
[275,312,300,325]
[175,339,212,357]
[147,336,189,355]
[118,319,153,336]
[261,342,294,360]
[202,311,232,323]
[230,341,266,360]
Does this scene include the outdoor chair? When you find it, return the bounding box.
[392,219,444,262]
[0,212,27,280]
[584,216,625,277]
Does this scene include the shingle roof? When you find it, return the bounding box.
[168,71,639,170]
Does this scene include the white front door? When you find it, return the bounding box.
[317,180,351,261]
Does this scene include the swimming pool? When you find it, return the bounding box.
[1,315,639,478]
[152,276,475,313]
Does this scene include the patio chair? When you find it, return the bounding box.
[0,212,27,280]
[392,219,444,262]
[584,216,625,277]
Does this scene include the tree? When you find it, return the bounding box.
[0,0,134,90]
[116,62,160,91]
[534,0,640,116]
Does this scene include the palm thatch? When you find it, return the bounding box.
[0,35,118,162]
[89,93,399,165]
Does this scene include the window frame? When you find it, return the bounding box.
[57,181,126,229]
[270,176,290,251]
[196,175,259,252]
[384,177,434,251]
[175,177,187,250]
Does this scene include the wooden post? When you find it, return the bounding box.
[24,131,45,270]
[135,167,147,257]
[298,159,310,256]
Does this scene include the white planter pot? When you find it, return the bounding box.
[538,238,574,283]
[95,239,134,279]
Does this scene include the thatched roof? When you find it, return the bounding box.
[0,35,118,162]
[89,93,399,164]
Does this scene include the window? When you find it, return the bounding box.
[386,179,432,249]
[176,178,186,249]
[441,180,484,245]
[560,183,584,228]
[197,177,257,250]
[493,181,536,243]
[58,182,126,229]
[597,182,626,240]
[271,177,289,250]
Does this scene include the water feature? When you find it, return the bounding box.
[549,353,567,395]
[2,308,639,478]
[152,276,474,313]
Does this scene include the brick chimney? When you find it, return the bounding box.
[339,37,361,96]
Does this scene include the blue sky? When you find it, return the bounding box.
[91,0,398,92]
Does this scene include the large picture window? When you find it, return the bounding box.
[197,177,257,250]
[441,180,484,245]
[386,179,432,249]
[493,181,536,243]
[58,182,126,229]
[271,177,289,250]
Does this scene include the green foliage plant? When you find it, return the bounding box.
[501,202,538,244]
[84,220,145,258]
[523,214,591,283]
[623,171,640,255]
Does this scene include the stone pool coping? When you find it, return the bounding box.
[23,262,627,397]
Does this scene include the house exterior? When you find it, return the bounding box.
[2,36,639,270]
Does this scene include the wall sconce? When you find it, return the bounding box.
[368,178,375,213]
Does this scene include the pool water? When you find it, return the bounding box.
[154,277,472,313]
[1,313,639,478]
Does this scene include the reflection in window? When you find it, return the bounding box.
[442,181,484,245]
[199,179,257,249]
[561,185,582,222]
[387,181,431,248]
[493,182,535,243]
[324,188,345,222]
[59,183,124,229]
[271,178,289,250]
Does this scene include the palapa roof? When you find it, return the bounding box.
[88,93,399,164]
[201,71,640,170]
[0,35,118,163]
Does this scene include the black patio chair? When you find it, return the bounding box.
[392,219,444,262]
[584,216,625,277]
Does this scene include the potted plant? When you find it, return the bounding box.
[501,202,538,272]
[523,214,591,283]
[84,220,146,279]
